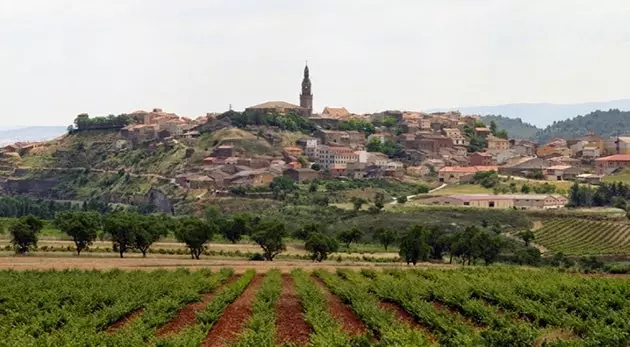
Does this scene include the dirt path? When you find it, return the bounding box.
[275,274,311,346]
[106,309,144,334]
[378,301,437,343]
[202,274,265,347]
[156,275,238,337]
[312,277,367,337]
[0,256,457,272]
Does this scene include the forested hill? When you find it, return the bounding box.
[534,109,630,144]
[480,115,541,140]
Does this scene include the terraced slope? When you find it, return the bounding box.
[534,219,630,255]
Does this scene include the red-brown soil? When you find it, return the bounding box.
[155,275,238,337]
[311,276,367,337]
[378,301,438,343]
[202,274,265,347]
[275,274,311,346]
[106,308,144,334]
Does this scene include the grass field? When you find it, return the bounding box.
[1,266,628,346]
[534,219,630,255]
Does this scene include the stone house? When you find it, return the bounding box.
[475,127,491,138]
[212,145,234,158]
[469,152,496,166]
[283,168,320,183]
[283,147,303,158]
[499,157,550,176]
[406,166,430,177]
[228,170,275,187]
[544,165,582,181]
[487,135,509,152]
[595,154,630,174]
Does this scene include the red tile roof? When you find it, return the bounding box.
[595,154,630,162]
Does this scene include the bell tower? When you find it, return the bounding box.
[300,63,313,117]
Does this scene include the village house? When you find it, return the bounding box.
[321,106,351,118]
[406,166,430,177]
[329,164,348,178]
[367,132,394,143]
[283,146,303,158]
[469,152,496,166]
[176,174,215,189]
[438,166,498,184]
[595,154,630,174]
[544,165,582,181]
[475,127,491,138]
[415,134,454,153]
[499,157,550,176]
[228,170,275,187]
[441,128,461,138]
[316,130,365,149]
[486,135,509,153]
[509,140,536,157]
[283,168,321,183]
[212,145,234,158]
[314,145,359,169]
[575,173,603,184]
[604,137,630,155]
[581,146,600,159]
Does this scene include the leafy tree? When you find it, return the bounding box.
[251,219,287,261]
[311,163,321,171]
[517,230,535,247]
[366,137,382,152]
[399,225,431,265]
[9,215,43,254]
[223,213,252,244]
[489,120,498,135]
[134,214,169,257]
[373,192,386,212]
[382,116,398,128]
[515,247,541,266]
[293,223,322,240]
[426,227,449,260]
[397,196,408,204]
[520,184,531,194]
[374,228,396,250]
[54,211,101,255]
[305,233,339,262]
[338,227,363,248]
[270,176,297,200]
[174,216,215,259]
[350,197,367,211]
[297,156,308,168]
[103,212,138,258]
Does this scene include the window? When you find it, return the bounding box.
[463,202,470,206]
[489,201,495,208]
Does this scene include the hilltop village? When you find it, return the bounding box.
[1,65,629,211]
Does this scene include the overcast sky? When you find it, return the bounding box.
[1,0,630,126]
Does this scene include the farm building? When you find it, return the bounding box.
[420,194,567,210]
[438,166,497,184]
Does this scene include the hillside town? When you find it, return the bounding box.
[1,65,630,210]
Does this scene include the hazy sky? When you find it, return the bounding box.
[1,0,630,126]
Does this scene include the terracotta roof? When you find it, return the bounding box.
[322,107,350,117]
[595,154,630,162]
[247,101,302,109]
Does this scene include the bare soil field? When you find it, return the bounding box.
[0,255,455,272]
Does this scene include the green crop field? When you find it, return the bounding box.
[534,219,630,255]
[1,267,628,346]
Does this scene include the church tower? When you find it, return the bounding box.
[300,63,313,117]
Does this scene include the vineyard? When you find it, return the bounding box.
[0,267,628,346]
[534,219,630,255]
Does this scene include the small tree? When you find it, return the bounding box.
[134,214,169,257]
[374,228,396,250]
[373,192,386,212]
[293,223,322,240]
[9,215,43,254]
[305,233,339,262]
[338,227,363,248]
[350,197,367,211]
[518,230,535,247]
[251,219,287,261]
[397,196,408,204]
[270,176,297,200]
[399,224,431,265]
[54,211,101,255]
[174,217,215,259]
[223,213,252,244]
[103,212,137,258]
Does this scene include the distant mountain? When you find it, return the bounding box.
[479,115,541,140]
[430,99,630,127]
[0,126,67,147]
[534,109,630,144]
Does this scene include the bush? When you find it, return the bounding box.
[249,253,265,261]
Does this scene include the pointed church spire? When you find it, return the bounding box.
[300,62,313,116]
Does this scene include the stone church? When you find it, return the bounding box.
[245,64,313,117]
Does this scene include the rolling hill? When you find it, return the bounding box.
[479,115,541,140]
[534,109,630,144]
